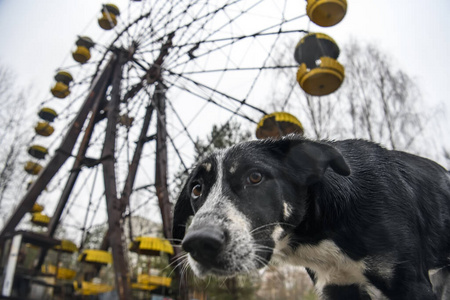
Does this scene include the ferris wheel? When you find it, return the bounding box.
[0,0,347,299]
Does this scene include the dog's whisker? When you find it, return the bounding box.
[178,261,192,291]
[166,253,189,270]
[167,237,184,242]
[203,275,212,290]
[219,277,228,288]
[250,222,295,234]
[181,260,191,279]
[170,252,188,262]
[174,255,189,270]
[252,243,285,255]
[169,259,188,277]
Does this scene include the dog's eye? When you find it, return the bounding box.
[191,184,202,199]
[248,172,263,184]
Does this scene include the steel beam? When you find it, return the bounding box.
[101,51,131,300]
[99,101,155,251]
[46,58,116,238]
[0,55,118,239]
[154,82,173,240]
[119,101,155,213]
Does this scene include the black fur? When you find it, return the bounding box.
[173,136,450,299]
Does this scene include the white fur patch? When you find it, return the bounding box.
[365,256,394,282]
[229,161,238,174]
[429,268,440,276]
[226,203,251,231]
[195,151,226,212]
[283,202,293,219]
[274,237,368,291]
[202,162,212,172]
[271,225,284,243]
[365,285,388,299]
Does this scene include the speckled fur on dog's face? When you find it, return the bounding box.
[175,142,308,277]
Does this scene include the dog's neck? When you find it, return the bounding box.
[290,174,355,246]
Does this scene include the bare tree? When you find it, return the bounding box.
[339,40,424,151]
[0,66,30,224]
[269,39,427,154]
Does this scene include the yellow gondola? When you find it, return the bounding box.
[31,212,51,226]
[73,36,95,64]
[51,71,73,98]
[31,203,44,213]
[38,107,58,122]
[256,112,304,139]
[294,33,344,96]
[78,249,112,265]
[24,161,43,175]
[54,71,73,85]
[73,281,114,296]
[54,239,78,253]
[297,56,344,96]
[306,0,347,27]
[28,145,48,160]
[294,32,339,67]
[35,121,55,137]
[51,82,70,98]
[98,4,120,30]
[129,236,174,256]
[131,282,158,291]
[136,274,172,287]
[41,265,77,280]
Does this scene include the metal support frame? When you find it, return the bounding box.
[119,102,155,213]
[99,98,155,250]
[32,56,118,272]
[0,29,190,299]
[0,56,118,240]
[101,51,131,300]
[154,82,173,240]
[46,58,115,238]
[154,82,188,300]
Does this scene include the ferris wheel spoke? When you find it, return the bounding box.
[132,0,200,50]
[135,0,250,61]
[169,27,306,54]
[178,65,298,75]
[166,99,200,151]
[78,166,100,246]
[60,166,100,229]
[166,79,257,125]
[165,12,305,73]
[166,3,265,71]
[166,70,267,116]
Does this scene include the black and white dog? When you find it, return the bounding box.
[173,136,450,299]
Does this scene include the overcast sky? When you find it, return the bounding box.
[0,0,449,147]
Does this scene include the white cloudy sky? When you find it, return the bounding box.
[1,0,449,102]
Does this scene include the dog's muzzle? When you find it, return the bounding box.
[182,225,227,268]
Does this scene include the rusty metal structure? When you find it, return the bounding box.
[0,39,178,298]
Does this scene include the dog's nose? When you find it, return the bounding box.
[182,227,225,266]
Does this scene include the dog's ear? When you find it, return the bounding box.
[172,184,194,244]
[274,138,350,185]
